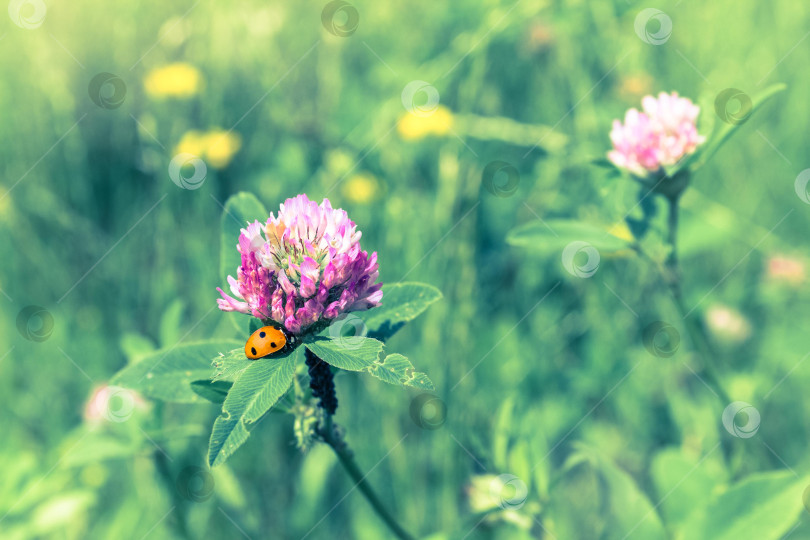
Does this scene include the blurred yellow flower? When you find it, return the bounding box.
[342,173,381,204]
[175,129,242,169]
[205,130,243,169]
[619,73,653,101]
[144,63,202,99]
[397,105,453,140]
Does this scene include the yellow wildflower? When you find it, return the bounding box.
[342,173,381,204]
[174,129,242,169]
[205,130,242,169]
[144,63,202,99]
[397,105,453,140]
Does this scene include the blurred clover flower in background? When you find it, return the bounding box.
[217,194,383,334]
[83,384,147,424]
[341,172,382,204]
[608,91,705,176]
[705,304,752,344]
[397,105,454,140]
[766,254,806,286]
[144,62,202,99]
[175,129,242,169]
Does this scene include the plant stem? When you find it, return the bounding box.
[662,195,732,406]
[320,421,415,540]
[305,348,414,540]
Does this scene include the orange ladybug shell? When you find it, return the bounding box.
[245,326,287,359]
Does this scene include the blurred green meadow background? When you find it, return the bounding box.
[3,0,810,538]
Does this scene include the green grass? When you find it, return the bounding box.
[2,0,810,538]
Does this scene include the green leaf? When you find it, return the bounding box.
[208,352,296,467]
[190,380,233,404]
[305,337,384,371]
[366,354,434,390]
[569,444,667,540]
[111,340,241,403]
[305,338,434,389]
[212,347,254,383]
[690,83,786,172]
[650,447,725,530]
[219,192,268,333]
[678,470,806,540]
[507,219,630,252]
[359,282,443,335]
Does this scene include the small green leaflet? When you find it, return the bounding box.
[358,282,442,334]
[208,352,296,467]
[190,380,232,404]
[305,337,434,391]
[212,347,254,383]
[110,340,242,403]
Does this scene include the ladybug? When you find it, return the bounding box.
[244,325,297,359]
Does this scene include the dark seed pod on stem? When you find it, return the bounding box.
[304,348,338,415]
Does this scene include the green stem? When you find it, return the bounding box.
[662,195,732,406]
[320,416,415,540]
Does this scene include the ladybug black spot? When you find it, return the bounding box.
[271,342,277,348]
[251,347,257,356]
[259,331,266,338]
